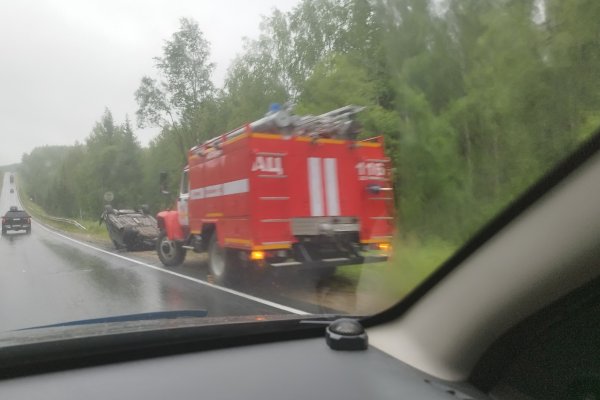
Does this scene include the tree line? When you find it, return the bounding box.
[19,0,600,243]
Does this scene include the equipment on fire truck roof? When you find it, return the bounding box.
[198,104,365,152]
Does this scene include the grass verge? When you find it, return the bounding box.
[18,187,110,241]
[335,236,456,299]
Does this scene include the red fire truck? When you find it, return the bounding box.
[156,105,394,282]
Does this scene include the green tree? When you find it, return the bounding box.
[135,18,215,157]
[20,2,600,245]
[219,49,289,130]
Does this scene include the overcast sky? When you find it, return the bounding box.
[0,0,300,166]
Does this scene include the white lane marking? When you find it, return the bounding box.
[308,157,324,216]
[324,158,340,216]
[34,223,310,316]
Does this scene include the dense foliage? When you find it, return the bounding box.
[18,0,600,243]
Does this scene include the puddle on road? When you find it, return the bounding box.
[41,234,398,316]
[268,267,398,315]
[41,239,151,302]
[39,240,240,315]
[182,252,395,315]
[128,248,398,315]
[0,231,32,246]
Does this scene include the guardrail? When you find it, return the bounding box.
[41,215,87,231]
[14,182,88,231]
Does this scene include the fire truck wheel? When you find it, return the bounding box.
[309,267,337,281]
[157,231,186,266]
[208,235,233,282]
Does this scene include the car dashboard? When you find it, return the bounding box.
[0,335,486,400]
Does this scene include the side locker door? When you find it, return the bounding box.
[178,169,190,227]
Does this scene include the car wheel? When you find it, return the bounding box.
[156,231,186,266]
[26,228,31,235]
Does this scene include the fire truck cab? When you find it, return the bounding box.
[156,105,394,282]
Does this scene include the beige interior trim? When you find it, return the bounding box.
[369,151,600,381]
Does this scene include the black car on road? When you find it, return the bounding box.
[2,206,31,235]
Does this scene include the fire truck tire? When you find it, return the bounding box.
[208,235,234,283]
[157,231,186,266]
[309,267,337,281]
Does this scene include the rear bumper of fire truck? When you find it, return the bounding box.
[267,253,388,269]
[264,240,390,270]
[261,217,392,270]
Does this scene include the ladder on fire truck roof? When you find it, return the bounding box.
[199,104,366,150]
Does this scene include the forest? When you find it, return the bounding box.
[18,0,600,244]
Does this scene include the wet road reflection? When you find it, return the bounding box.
[0,172,396,333]
[139,251,395,316]
[0,173,284,332]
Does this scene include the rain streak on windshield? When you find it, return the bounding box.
[0,0,598,333]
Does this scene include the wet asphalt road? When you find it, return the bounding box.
[0,172,324,332]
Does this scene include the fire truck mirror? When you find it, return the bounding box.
[159,171,170,195]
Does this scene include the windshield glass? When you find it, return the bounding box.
[0,0,597,337]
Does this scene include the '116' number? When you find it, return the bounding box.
[355,162,385,177]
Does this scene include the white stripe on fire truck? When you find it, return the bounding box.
[308,157,325,216]
[190,178,249,200]
[324,158,340,216]
[223,178,249,195]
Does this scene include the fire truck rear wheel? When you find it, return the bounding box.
[208,235,234,283]
[308,266,337,281]
[157,231,186,266]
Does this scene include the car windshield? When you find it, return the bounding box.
[4,211,28,218]
[0,0,597,339]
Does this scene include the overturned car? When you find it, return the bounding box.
[100,205,159,251]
